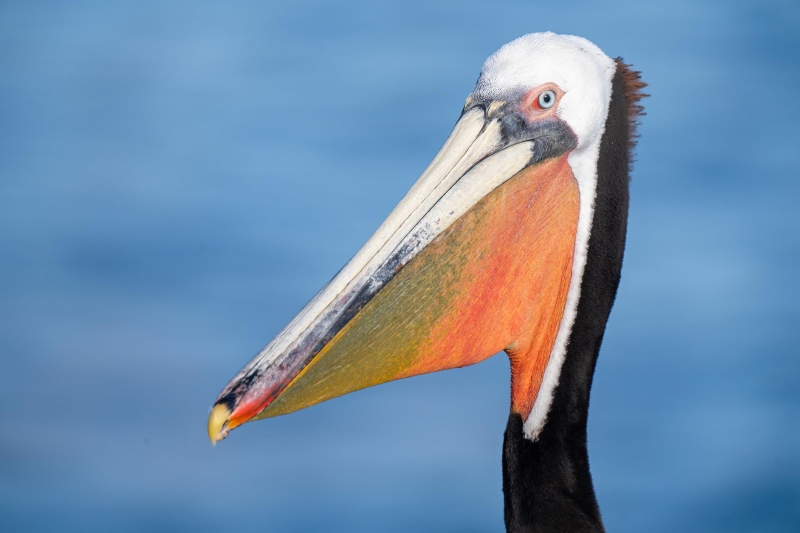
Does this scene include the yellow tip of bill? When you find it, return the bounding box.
[207,403,232,445]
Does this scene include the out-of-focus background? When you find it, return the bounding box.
[1,1,798,531]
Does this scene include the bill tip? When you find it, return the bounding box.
[207,403,232,445]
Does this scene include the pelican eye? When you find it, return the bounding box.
[537,90,557,109]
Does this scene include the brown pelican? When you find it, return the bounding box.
[208,32,646,532]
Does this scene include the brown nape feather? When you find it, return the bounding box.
[614,59,649,169]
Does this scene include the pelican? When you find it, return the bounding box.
[208,32,646,532]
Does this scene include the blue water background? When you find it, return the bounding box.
[1,1,798,531]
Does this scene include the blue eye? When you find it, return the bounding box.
[538,90,556,109]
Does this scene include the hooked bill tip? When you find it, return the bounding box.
[207,403,232,445]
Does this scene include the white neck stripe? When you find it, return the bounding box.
[522,57,616,441]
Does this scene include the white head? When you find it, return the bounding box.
[473,32,616,153]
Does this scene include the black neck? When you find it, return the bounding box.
[502,63,639,533]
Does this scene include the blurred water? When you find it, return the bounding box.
[1,1,798,532]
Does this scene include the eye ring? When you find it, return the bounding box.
[537,90,557,109]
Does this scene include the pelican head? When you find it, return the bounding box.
[207,31,646,532]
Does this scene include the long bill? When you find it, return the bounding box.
[208,102,582,443]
